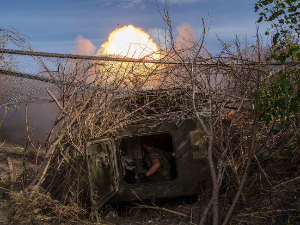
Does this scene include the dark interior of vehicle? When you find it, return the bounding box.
[119,133,177,184]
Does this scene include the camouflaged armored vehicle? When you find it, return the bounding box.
[86,89,212,210]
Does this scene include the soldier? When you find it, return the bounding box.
[135,141,172,182]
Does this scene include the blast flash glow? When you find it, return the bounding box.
[97,25,159,59]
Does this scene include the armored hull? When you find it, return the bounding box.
[86,119,211,209]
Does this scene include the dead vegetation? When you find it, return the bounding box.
[1,6,300,225]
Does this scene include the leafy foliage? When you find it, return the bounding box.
[254,0,300,127]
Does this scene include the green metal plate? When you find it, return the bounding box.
[86,138,119,209]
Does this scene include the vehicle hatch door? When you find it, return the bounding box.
[86,138,119,209]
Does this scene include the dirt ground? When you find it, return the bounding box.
[0,140,46,224]
[100,196,202,225]
[0,140,43,189]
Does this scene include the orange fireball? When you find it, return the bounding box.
[97,25,159,59]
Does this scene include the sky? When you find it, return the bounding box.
[0,0,269,55]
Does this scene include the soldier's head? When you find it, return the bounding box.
[142,140,154,152]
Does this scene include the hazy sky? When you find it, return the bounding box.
[1,0,267,55]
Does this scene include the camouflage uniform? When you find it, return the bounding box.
[145,147,172,180]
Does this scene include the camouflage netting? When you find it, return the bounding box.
[0,48,216,223]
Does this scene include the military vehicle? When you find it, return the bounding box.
[85,89,212,210]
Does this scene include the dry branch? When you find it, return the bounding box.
[233,209,298,218]
[7,157,14,182]
[134,203,189,217]
[29,77,102,189]
[274,176,300,188]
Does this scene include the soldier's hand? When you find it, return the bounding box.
[136,173,148,183]
[137,173,147,179]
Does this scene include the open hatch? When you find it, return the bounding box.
[86,138,119,209]
[119,132,177,184]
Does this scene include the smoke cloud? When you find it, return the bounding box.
[0,103,59,144]
[73,35,96,56]
[175,23,197,50]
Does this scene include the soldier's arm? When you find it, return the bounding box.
[146,158,161,177]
